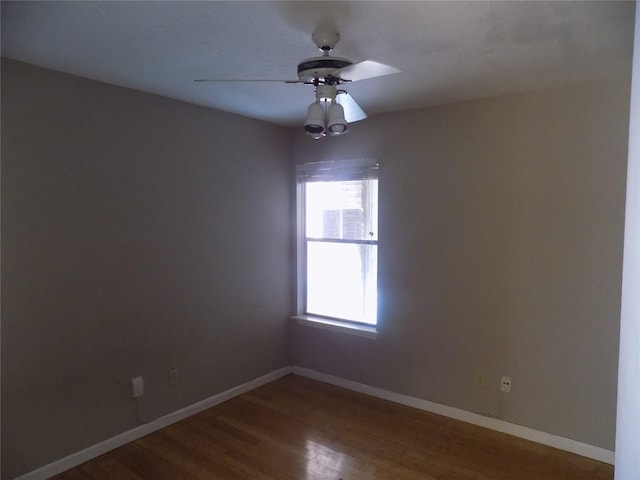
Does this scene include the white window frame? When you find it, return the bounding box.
[293,158,379,338]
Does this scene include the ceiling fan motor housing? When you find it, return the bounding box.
[297,57,353,83]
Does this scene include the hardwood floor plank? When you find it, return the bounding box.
[79,454,145,480]
[52,469,92,480]
[50,375,613,480]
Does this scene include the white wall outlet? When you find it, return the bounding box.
[501,376,511,393]
[131,376,144,398]
[169,369,178,385]
[475,371,485,388]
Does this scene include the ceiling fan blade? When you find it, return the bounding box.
[336,91,367,123]
[335,60,400,83]
[194,79,304,84]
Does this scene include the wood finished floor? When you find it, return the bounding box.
[51,374,613,480]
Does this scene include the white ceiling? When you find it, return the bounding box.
[1,1,634,127]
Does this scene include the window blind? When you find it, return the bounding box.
[296,158,379,182]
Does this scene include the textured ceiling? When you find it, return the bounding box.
[1,1,635,126]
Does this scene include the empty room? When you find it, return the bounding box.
[2,1,640,479]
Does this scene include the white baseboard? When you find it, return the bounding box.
[14,364,614,479]
[13,366,293,480]
[292,366,615,465]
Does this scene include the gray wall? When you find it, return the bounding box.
[615,6,640,478]
[291,78,630,450]
[1,59,291,479]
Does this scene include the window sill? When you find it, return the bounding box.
[292,315,378,339]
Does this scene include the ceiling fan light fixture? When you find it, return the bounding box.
[308,132,325,140]
[194,31,399,137]
[327,101,348,136]
[304,101,326,135]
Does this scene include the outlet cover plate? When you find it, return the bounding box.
[501,376,511,393]
[131,376,144,398]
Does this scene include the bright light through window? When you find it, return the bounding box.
[304,179,378,325]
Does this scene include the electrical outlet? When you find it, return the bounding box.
[131,376,144,398]
[169,369,178,385]
[501,376,511,393]
[475,371,485,388]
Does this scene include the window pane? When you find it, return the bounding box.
[306,241,377,325]
[306,180,378,241]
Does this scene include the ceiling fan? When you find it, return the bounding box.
[195,31,400,139]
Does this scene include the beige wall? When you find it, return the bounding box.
[291,78,630,450]
[1,59,292,479]
[1,57,631,478]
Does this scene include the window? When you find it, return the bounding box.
[296,159,379,327]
